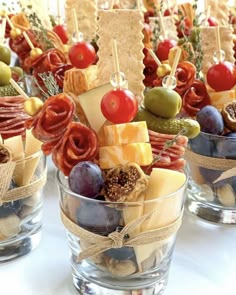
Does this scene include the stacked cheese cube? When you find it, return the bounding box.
[99,121,153,169]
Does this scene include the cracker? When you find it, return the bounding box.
[65,0,97,43]
[207,0,229,25]
[97,9,145,101]
[200,25,235,76]
[149,15,178,44]
[19,0,52,29]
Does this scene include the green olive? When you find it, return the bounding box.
[144,86,182,119]
[0,45,11,65]
[0,61,11,86]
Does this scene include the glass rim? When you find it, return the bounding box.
[15,150,43,164]
[56,168,188,205]
[198,131,236,140]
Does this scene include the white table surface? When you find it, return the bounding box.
[0,159,236,295]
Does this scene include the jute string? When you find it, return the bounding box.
[60,208,183,262]
[0,161,47,204]
[185,149,236,183]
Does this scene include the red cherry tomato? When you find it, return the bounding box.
[101,89,138,124]
[53,25,69,44]
[68,42,96,69]
[155,39,177,61]
[207,17,218,26]
[206,61,236,92]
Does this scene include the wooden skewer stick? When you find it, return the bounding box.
[136,0,141,11]
[112,39,122,87]
[23,31,34,50]
[0,17,6,44]
[215,26,222,62]
[166,47,181,88]
[110,0,114,9]
[204,0,208,14]
[9,78,29,100]
[148,49,162,66]
[72,8,79,35]
[5,14,14,30]
[204,5,211,26]
[159,11,167,40]
[57,0,61,25]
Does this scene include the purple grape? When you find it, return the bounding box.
[196,106,224,135]
[69,161,104,198]
[105,247,135,260]
[76,203,121,236]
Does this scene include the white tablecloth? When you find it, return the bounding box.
[0,159,235,295]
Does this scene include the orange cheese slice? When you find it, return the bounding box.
[99,143,153,169]
[208,89,235,110]
[103,121,149,146]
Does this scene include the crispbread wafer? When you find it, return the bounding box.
[149,15,178,44]
[97,9,145,101]
[206,0,229,25]
[200,25,235,76]
[65,0,97,43]
[19,0,52,29]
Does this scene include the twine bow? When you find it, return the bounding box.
[185,149,236,183]
[60,207,183,263]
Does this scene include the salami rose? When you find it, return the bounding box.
[153,61,196,95]
[25,93,75,153]
[52,122,98,176]
[31,48,67,89]
[9,30,40,61]
[183,80,210,117]
[174,61,196,96]
[143,48,158,87]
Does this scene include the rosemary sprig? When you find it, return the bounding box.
[33,72,60,100]
[28,12,54,50]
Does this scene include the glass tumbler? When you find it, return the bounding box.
[186,131,236,224]
[57,169,187,295]
[0,151,46,261]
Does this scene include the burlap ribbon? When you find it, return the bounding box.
[60,207,183,262]
[0,161,47,205]
[185,149,236,183]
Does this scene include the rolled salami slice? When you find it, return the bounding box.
[52,121,98,176]
[25,93,75,153]
[183,79,210,116]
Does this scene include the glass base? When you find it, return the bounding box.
[186,198,236,224]
[0,226,42,262]
[73,272,168,295]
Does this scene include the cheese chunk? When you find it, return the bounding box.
[104,121,149,146]
[208,89,235,110]
[99,143,153,169]
[77,83,113,133]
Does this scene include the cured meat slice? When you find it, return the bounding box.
[143,130,188,174]
[183,80,210,116]
[25,93,75,153]
[0,96,29,139]
[52,122,98,176]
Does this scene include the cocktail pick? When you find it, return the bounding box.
[159,11,167,40]
[9,78,29,100]
[214,25,224,63]
[71,8,83,43]
[111,39,126,88]
[162,47,181,89]
[0,17,6,44]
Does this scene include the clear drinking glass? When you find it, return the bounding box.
[0,151,46,261]
[57,169,187,295]
[186,131,236,224]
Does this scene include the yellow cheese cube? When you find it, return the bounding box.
[103,121,149,146]
[208,89,235,110]
[99,143,153,169]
